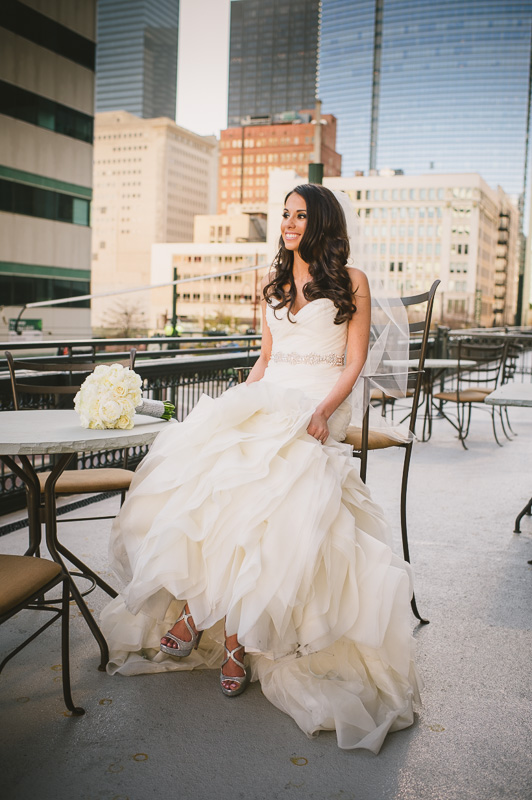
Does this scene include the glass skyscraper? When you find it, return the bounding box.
[227,0,319,126]
[319,0,532,206]
[96,0,179,119]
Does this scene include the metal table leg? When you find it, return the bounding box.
[42,454,109,670]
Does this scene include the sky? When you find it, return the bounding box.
[176,0,231,137]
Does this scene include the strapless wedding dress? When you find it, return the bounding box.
[101,298,421,753]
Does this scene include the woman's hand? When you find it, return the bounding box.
[307,409,329,444]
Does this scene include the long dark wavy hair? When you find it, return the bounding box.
[263,184,356,324]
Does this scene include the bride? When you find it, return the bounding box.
[100,183,421,753]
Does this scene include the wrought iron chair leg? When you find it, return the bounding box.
[60,576,85,715]
[457,403,469,450]
[498,407,513,441]
[400,444,429,625]
[514,497,532,533]
[504,406,517,436]
[490,406,504,447]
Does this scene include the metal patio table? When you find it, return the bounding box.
[0,409,167,669]
[485,381,532,545]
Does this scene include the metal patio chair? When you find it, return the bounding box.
[0,554,84,715]
[344,280,440,624]
[432,339,506,449]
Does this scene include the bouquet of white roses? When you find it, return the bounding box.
[75,364,176,429]
[74,363,143,429]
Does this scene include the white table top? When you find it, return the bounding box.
[384,358,476,369]
[484,382,532,408]
[0,410,170,455]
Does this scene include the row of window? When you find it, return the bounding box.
[222,189,268,200]
[1,80,93,144]
[177,293,254,303]
[351,187,447,202]
[363,206,444,220]
[388,261,441,273]
[365,224,442,237]
[1,0,95,70]
[0,179,90,226]
[370,242,443,256]
[221,136,313,149]
[175,256,252,265]
[350,186,473,202]
[0,274,90,307]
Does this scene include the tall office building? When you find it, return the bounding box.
[319,0,532,321]
[0,0,96,339]
[96,0,179,119]
[320,0,532,191]
[227,0,319,127]
[91,111,218,334]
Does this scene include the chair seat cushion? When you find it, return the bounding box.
[433,389,491,403]
[0,555,62,614]
[371,389,414,401]
[38,468,133,494]
[343,425,412,450]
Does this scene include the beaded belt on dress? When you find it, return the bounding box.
[271,351,345,367]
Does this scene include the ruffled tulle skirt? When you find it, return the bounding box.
[100,380,421,753]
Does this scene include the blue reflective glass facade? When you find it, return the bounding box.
[96,0,179,119]
[320,0,532,203]
[228,0,319,126]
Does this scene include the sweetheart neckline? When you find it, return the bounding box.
[270,298,334,318]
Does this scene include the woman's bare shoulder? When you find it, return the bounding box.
[260,269,276,290]
[347,267,369,295]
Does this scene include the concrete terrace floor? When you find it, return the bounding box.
[1,403,531,800]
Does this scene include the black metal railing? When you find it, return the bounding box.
[0,340,260,514]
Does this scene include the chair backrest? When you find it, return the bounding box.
[5,349,137,410]
[447,339,505,393]
[501,340,524,384]
[395,280,440,435]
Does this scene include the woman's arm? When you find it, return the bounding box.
[245,275,273,384]
[306,269,371,442]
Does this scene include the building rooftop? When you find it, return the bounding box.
[1,403,531,799]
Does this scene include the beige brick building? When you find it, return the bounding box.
[150,242,269,332]
[90,111,218,334]
[325,173,520,328]
[218,110,341,214]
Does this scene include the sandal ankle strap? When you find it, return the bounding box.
[222,644,245,671]
[178,608,197,639]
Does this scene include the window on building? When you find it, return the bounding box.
[0,178,90,225]
[0,80,93,143]
[0,273,90,307]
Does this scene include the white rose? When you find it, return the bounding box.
[98,395,123,426]
[116,414,133,429]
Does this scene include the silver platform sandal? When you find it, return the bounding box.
[220,644,250,697]
[160,607,203,658]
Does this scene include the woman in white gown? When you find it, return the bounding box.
[100,184,421,753]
